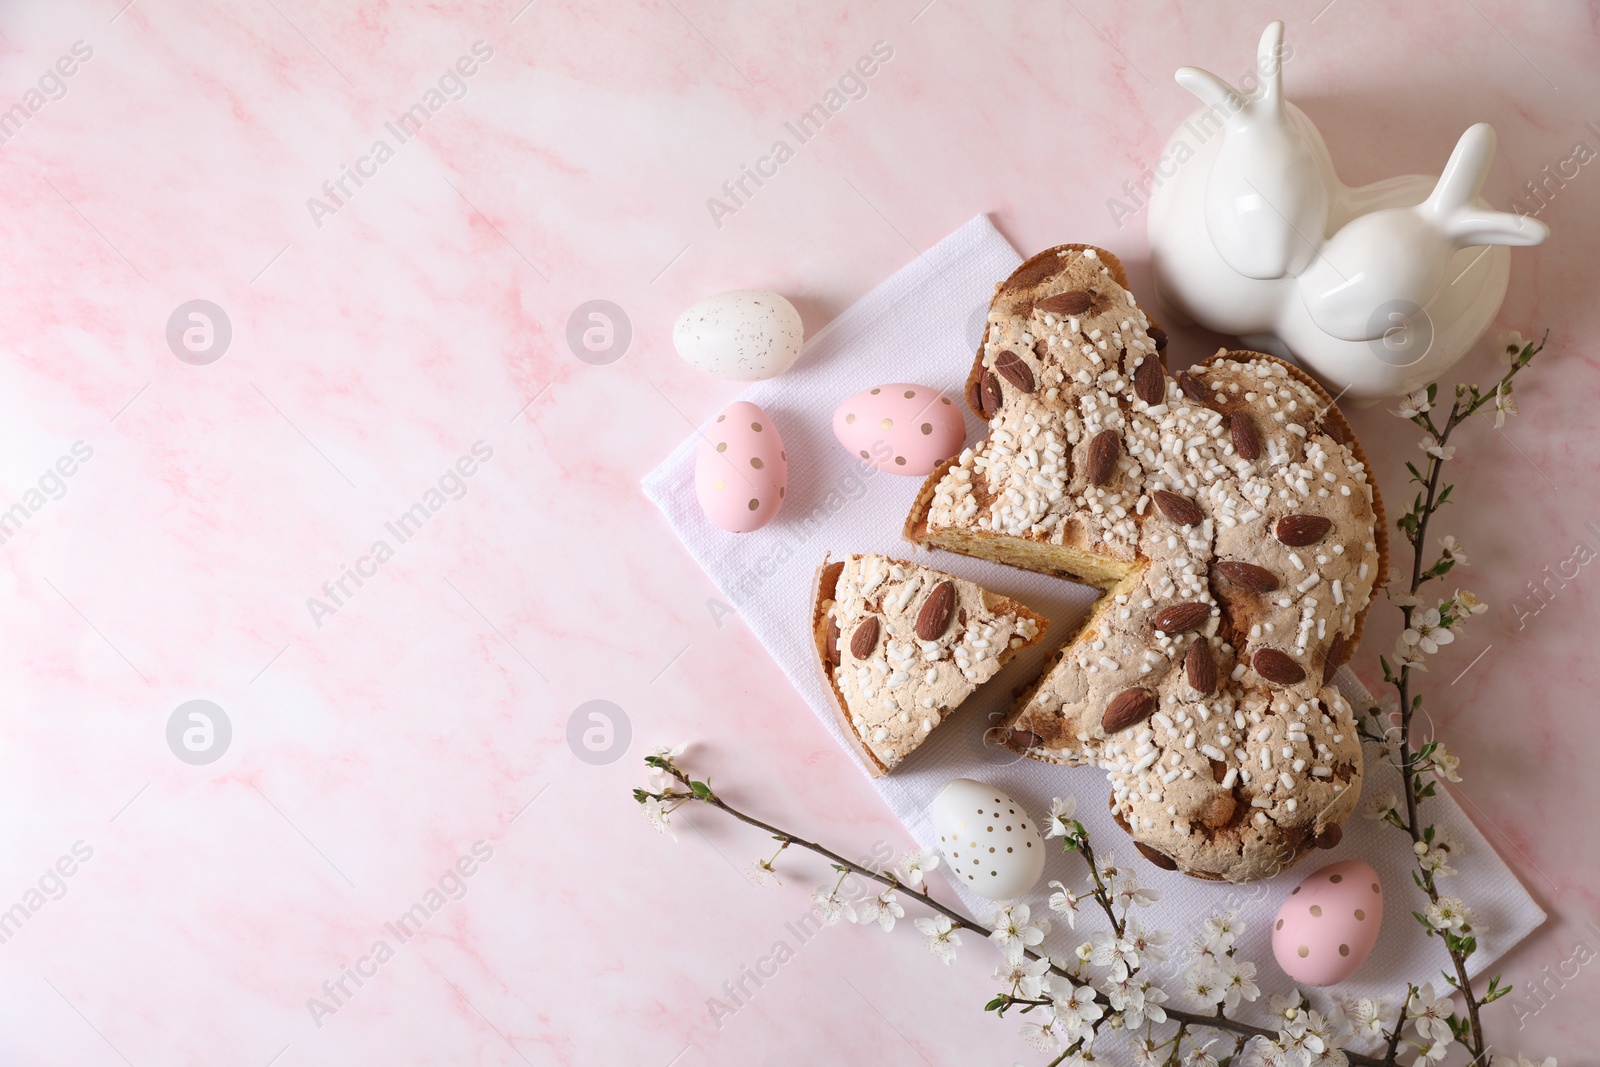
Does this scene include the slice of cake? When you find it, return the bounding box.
[903,244,1387,882]
[810,554,1048,777]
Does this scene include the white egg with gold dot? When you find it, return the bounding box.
[929,778,1045,901]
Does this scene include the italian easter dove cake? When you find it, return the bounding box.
[903,244,1388,882]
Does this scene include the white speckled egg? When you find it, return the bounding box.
[673,290,804,381]
[832,383,966,476]
[1272,859,1384,985]
[929,779,1045,901]
[694,400,787,533]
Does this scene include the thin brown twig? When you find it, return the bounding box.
[1379,336,1545,1061]
[641,767,1391,1067]
[1384,984,1414,1065]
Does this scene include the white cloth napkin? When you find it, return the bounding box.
[643,215,1544,1029]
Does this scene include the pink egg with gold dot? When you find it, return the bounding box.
[832,383,965,476]
[694,401,787,533]
[1272,859,1384,986]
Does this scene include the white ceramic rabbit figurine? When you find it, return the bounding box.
[1147,22,1547,405]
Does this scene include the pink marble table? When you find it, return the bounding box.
[0,1,1594,1064]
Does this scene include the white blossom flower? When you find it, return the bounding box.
[989,904,1049,964]
[1337,996,1390,1049]
[641,796,676,839]
[1417,844,1458,878]
[747,858,779,886]
[892,848,939,888]
[1420,439,1457,462]
[1277,1017,1326,1064]
[1185,1038,1222,1067]
[1408,983,1456,1045]
[1268,991,1306,1028]
[1216,954,1261,1012]
[1312,1045,1351,1067]
[1116,875,1162,910]
[1392,634,1430,672]
[1130,1037,1162,1066]
[1425,743,1463,782]
[1363,789,1400,821]
[1432,826,1467,858]
[1181,960,1227,1008]
[1438,535,1466,565]
[1241,1037,1293,1067]
[1386,568,1420,607]
[1094,851,1126,890]
[853,888,904,932]
[915,914,961,963]
[1051,981,1104,1035]
[1506,1055,1557,1067]
[1089,928,1138,976]
[1202,910,1244,954]
[1124,921,1171,965]
[1394,388,1432,418]
[1102,970,1146,1020]
[812,885,856,925]
[1133,982,1168,1027]
[1414,828,1465,876]
[1498,330,1529,364]
[1045,795,1078,838]
[1372,701,1407,765]
[1493,380,1518,427]
[645,743,687,790]
[1413,1039,1452,1066]
[994,956,1052,1000]
[1046,879,1081,928]
[1456,588,1488,615]
[1424,897,1474,932]
[1404,608,1455,654]
[1018,1016,1064,1050]
[1305,1011,1349,1067]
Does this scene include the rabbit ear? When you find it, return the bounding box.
[1425,124,1550,247]
[1255,21,1286,113]
[1175,66,1246,113]
[1443,209,1549,247]
[1424,124,1497,216]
